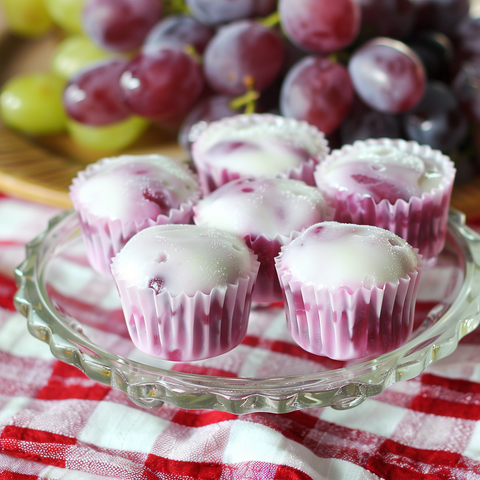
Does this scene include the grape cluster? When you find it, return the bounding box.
[0,0,479,176]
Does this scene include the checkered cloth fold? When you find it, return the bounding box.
[1,193,480,480]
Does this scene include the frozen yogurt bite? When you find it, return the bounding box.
[191,113,329,194]
[314,138,456,260]
[194,177,332,303]
[69,154,201,276]
[111,224,260,361]
[276,222,423,360]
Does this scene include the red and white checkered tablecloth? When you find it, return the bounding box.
[1,192,480,480]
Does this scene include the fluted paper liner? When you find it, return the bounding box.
[314,138,456,260]
[191,113,330,194]
[275,243,423,360]
[111,250,260,361]
[69,156,202,276]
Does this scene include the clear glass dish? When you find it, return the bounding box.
[13,209,480,414]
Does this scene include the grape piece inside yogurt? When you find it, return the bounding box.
[76,155,199,222]
[320,144,443,203]
[114,224,255,296]
[280,222,418,290]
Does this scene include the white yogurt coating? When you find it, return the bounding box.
[192,113,329,178]
[200,136,311,177]
[280,222,418,290]
[319,144,444,203]
[194,178,330,239]
[76,154,199,222]
[113,224,256,296]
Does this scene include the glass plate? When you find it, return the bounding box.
[13,209,480,414]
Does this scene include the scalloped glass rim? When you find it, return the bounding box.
[13,208,480,414]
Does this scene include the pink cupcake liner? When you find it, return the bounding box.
[314,138,456,260]
[69,157,202,276]
[111,253,260,362]
[191,113,329,194]
[275,248,423,360]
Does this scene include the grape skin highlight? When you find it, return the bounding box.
[203,20,284,96]
[279,0,360,54]
[63,59,130,126]
[82,0,162,53]
[280,56,354,135]
[348,37,427,114]
[120,47,205,121]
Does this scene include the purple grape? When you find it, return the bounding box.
[452,59,480,123]
[280,56,354,135]
[358,0,416,40]
[203,20,284,96]
[340,99,402,145]
[178,95,238,152]
[63,59,130,126]
[120,47,205,121]
[279,0,360,54]
[143,14,214,54]
[407,31,453,82]
[348,37,426,114]
[413,0,469,36]
[185,0,274,26]
[402,81,467,153]
[82,0,162,52]
[454,15,480,60]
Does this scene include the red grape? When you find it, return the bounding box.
[120,47,205,121]
[203,20,284,96]
[82,0,162,52]
[278,0,360,54]
[63,59,130,126]
[348,37,426,114]
[143,14,214,54]
[280,56,354,135]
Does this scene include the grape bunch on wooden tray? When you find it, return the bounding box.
[0,0,478,182]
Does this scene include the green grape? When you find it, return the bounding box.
[52,35,114,79]
[43,0,86,33]
[66,116,150,151]
[0,0,53,37]
[0,73,67,135]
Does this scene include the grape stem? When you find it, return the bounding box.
[230,89,260,114]
[162,0,190,15]
[259,11,280,29]
[184,44,203,64]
